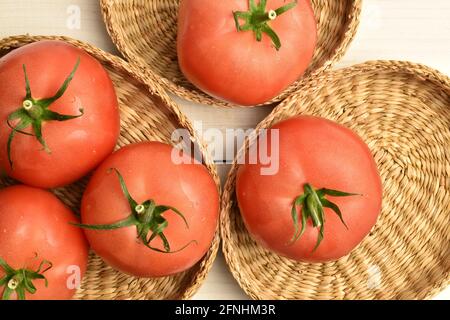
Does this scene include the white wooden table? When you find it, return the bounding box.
[0,0,448,300]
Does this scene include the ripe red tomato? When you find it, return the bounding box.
[79,142,219,277]
[178,0,317,106]
[0,185,88,300]
[0,41,120,188]
[236,116,382,262]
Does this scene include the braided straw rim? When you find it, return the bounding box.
[0,35,221,300]
[221,60,450,299]
[100,0,362,108]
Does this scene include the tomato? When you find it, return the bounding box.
[177,0,317,106]
[78,142,219,277]
[236,116,382,262]
[0,185,88,300]
[0,40,120,188]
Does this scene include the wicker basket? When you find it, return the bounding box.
[100,0,362,108]
[221,60,450,299]
[0,35,221,300]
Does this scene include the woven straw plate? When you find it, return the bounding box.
[100,0,361,107]
[221,61,450,299]
[0,35,221,300]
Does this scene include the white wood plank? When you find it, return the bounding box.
[0,0,117,53]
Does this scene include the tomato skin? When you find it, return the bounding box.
[177,0,317,106]
[80,142,219,277]
[236,116,382,262]
[0,41,120,188]
[0,185,88,300]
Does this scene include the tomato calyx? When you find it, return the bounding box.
[0,256,52,300]
[233,0,297,50]
[289,184,360,250]
[74,169,197,253]
[6,58,84,168]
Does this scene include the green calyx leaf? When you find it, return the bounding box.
[0,256,52,300]
[73,168,197,254]
[233,0,297,50]
[6,58,84,169]
[289,183,361,251]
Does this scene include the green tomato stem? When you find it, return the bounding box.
[22,100,44,119]
[0,257,52,300]
[233,0,297,50]
[6,58,84,168]
[73,168,196,254]
[289,183,361,251]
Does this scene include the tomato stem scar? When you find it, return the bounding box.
[7,278,19,290]
[22,99,33,110]
[268,10,277,20]
[135,204,145,214]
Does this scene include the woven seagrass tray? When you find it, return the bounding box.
[100,0,362,107]
[0,35,221,300]
[221,60,450,299]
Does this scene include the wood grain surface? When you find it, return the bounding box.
[0,0,448,300]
